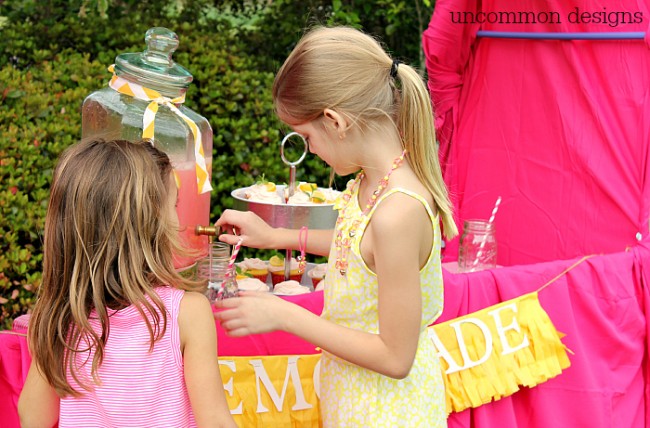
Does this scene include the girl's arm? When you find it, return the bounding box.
[179,292,237,428]
[18,360,60,428]
[216,194,428,379]
[215,209,333,257]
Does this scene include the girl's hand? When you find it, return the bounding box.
[214,291,288,336]
[215,209,277,249]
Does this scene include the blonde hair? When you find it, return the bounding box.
[273,26,458,238]
[29,139,199,396]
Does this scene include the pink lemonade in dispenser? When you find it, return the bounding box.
[79,28,214,273]
[173,161,212,270]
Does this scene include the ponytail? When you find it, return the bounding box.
[394,64,458,239]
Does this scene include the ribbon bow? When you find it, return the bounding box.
[107,65,212,194]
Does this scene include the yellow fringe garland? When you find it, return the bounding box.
[431,292,571,414]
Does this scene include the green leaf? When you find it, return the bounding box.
[6,90,25,99]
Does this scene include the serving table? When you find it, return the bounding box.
[3,238,649,426]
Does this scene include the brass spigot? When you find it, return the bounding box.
[195,225,220,243]
[195,225,219,236]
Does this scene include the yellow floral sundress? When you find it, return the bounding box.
[319,180,446,427]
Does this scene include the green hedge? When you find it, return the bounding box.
[0,22,339,330]
[0,40,331,330]
[0,0,434,329]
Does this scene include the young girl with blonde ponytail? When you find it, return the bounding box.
[215,26,457,427]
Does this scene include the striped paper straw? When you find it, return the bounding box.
[224,238,244,279]
[471,196,502,271]
[487,196,502,224]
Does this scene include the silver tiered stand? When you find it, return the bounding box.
[231,132,338,282]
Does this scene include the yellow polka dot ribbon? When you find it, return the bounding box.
[107,65,212,194]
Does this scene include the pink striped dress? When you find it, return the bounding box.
[59,286,196,427]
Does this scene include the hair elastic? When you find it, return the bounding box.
[390,59,401,79]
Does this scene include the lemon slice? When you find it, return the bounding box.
[265,182,277,192]
[235,266,252,278]
[269,255,285,266]
[298,182,317,192]
[310,190,326,203]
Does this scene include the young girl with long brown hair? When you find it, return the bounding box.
[19,139,235,428]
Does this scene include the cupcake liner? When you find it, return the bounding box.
[271,272,304,286]
[252,273,269,283]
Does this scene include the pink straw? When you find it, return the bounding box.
[471,196,502,271]
[487,196,502,224]
[224,238,243,278]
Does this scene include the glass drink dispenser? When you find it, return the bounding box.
[81,27,212,271]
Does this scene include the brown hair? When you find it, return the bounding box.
[273,26,458,238]
[28,139,199,396]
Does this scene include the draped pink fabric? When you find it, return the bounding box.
[0,294,322,428]
[214,291,323,356]
[440,240,650,427]
[424,0,650,266]
[422,0,650,426]
[0,331,30,428]
[3,245,649,427]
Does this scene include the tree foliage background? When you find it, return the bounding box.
[0,0,434,329]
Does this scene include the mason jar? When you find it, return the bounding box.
[458,220,497,272]
[81,27,212,271]
[205,266,239,303]
[196,242,231,286]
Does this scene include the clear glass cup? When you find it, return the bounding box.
[208,241,231,260]
[196,242,240,301]
[458,220,497,272]
[196,242,231,283]
[203,266,239,302]
[197,261,229,284]
[218,272,239,300]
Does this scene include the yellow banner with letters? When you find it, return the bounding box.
[430,291,571,413]
[219,354,322,427]
[218,292,570,425]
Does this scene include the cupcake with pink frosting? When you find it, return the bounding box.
[236,258,269,283]
[268,255,305,286]
[273,280,311,295]
[237,277,270,292]
[307,263,327,288]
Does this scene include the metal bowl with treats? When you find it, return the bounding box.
[231,184,339,230]
[231,132,340,281]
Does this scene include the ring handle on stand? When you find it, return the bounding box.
[280,132,309,199]
[279,132,308,282]
[280,131,309,166]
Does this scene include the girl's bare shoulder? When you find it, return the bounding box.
[179,291,213,327]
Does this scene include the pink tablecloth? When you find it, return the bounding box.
[2,239,649,427]
[441,239,650,427]
[215,291,324,356]
[0,293,323,428]
[0,330,30,428]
